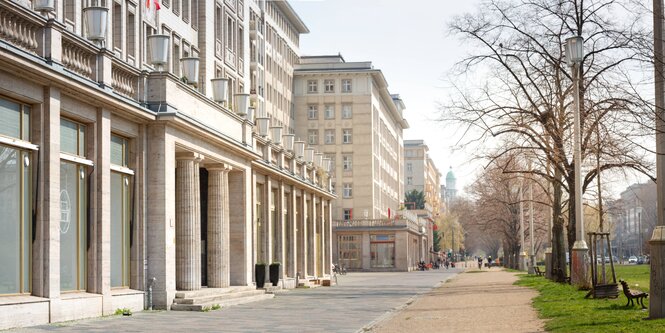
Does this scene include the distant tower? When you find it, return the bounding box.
[445,166,457,204]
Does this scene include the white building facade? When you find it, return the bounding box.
[0,0,335,329]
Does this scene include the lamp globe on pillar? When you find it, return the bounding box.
[147,34,170,71]
[315,153,324,168]
[180,57,200,84]
[34,0,55,14]
[83,5,109,46]
[235,93,250,117]
[304,148,314,164]
[211,78,229,105]
[283,134,295,152]
[564,35,589,288]
[246,107,255,123]
[294,140,305,159]
[255,117,270,138]
[270,126,283,145]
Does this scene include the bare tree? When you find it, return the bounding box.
[444,0,654,281]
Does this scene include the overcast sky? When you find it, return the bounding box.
[289,0,482,194]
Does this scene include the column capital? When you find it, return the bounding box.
[206,163,232,172]
[176,151,204,162]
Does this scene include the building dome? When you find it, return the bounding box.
[446,167,456,181]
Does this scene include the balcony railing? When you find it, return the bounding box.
[0,1,43,54]
[111,58,140,99]
[61,30,98,81]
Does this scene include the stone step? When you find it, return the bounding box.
[174,286,256,299]
[173,289,267,305]
[170,294,274,311]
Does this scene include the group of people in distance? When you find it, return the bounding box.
[477,256,493,269]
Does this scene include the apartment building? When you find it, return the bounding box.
[292,55,428,271]
[404,140,442,215]
[0,0,335,329]
[293,55,408,220]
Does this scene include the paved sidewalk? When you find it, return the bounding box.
[370,268,545,333]
[13,269,460,333]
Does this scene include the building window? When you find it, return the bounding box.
[407,163,412,172]
[324,104,335,119]
[308,129,319,145]
[343,183,353,198]
[307,105,318,119]
[370,234,395,268]
[324,79,334,93]
[342,154,352,171]
[110,135,132,288]
[342,129,352,144]
[307,80,318,93]
[60,118,89,292]
[324,129,335,144]
[342,104,352,119]
[338,235,361,269]
[0,97,32,295]
[342,79,352,93]
[407,176,413,185]
[343,208,352,220]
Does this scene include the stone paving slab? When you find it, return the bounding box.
[11,268,461,333]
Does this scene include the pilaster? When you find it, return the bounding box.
[94,107,112,314]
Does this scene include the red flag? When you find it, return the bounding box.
[146,0,161,10]
[388,208,391,219]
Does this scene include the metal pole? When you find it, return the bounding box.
[528,174,536,274]
[519,181,527,271]
[651,0,665,318]
[570,60,589,288]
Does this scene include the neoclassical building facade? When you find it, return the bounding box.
[0,0,334,329]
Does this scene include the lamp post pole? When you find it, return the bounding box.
[519,181,527,271]
[566,36,589,289]
[528,172,536,274]
[651,0,665,318]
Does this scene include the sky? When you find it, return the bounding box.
[289,0,482,195]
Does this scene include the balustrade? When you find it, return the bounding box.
[111,59,140,99]
[0,2,42,54]
[61,31,97,80]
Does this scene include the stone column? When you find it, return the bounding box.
[288,188,297,278]
[207,164,232,288]
[309,195,317,277]
[175,152,203,291]
[299,191,308,277]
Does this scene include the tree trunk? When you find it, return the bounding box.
[552,170,568,283]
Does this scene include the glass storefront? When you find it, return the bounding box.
[338,235,361,269]
[60,118,88,292]
[110,135,131,288]
[370,234,395,268]
[0,97,32,295]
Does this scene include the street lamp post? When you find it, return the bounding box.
[651,0,665,318]
[519,181,527,271]
[528,171,536,274]
[565,36,589,288]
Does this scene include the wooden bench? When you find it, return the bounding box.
[534,266,545,276]
[620,280,648,309]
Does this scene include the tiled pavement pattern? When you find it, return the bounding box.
[13,269,461,333]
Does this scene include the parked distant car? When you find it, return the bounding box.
[628,256,638,264]
[637,255,647,265]
[604,256,610,263]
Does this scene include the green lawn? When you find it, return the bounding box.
[614,264,650,293]
[516,266,665,333]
